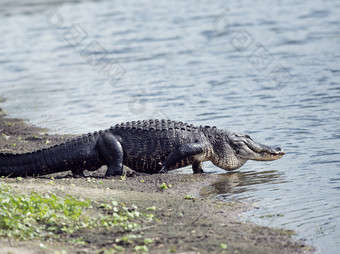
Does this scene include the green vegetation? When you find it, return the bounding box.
[119,172,127,181]
[159,182,172,190]
[0,183,90,240]
[184,194,195,200]
[0,182,157,249]
[146,206,156,211]
[1,133,10,140]
[3,120,14,127]
[86,177,104,185]
[220,243,228,249]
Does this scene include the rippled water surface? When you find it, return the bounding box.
[0,0,339,252]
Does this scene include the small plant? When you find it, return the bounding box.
[159,182,172,190]
[86,177,95,183]
[1,133,10,140]
[120,172,127,181]
[143,238,153,245]
[48,180,55,185]
[168,247,177,253]
[147,206,156,211]
[116,234,140,245]
[220,243,228,249]
[184,195,195,200]
[115,234,152,253]
[69,237,87,245]
[134,245,148,253]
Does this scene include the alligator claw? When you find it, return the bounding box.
[159,166,169,174]
[82,170,90,177]
[72,169,89,178]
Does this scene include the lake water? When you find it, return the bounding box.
[0,0,339,253]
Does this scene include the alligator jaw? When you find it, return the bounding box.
[257,148,285,161]
[246,143,285,161]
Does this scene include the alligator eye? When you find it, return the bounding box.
[245,135,252,139]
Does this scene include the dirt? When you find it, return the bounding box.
[0,108,314,254]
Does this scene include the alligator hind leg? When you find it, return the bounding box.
[96,132,124,176]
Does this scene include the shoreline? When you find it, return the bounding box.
[0,108,313,253]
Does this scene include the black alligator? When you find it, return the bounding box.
[0,119,285,177]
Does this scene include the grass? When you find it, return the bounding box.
[0,182,157,250]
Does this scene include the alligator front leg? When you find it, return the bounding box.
[97,132,124,176]
[192,161,204,174]
[161,143,207,174]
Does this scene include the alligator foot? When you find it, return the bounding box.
[105,165,123,176]
[159,166,169,174]
[192,162,204,174]
[72,169,90,178]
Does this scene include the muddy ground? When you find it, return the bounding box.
[0,108,313,254]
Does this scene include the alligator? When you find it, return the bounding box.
[0,119,285,177]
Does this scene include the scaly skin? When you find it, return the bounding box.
[0,119,285,177]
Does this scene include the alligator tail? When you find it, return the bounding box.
[0,134,101,177]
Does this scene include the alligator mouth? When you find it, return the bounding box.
[246,143,285,159]
[259,150,285,157]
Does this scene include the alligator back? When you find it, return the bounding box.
[110,119,208,173]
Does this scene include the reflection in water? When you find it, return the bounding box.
[200,170,286,200]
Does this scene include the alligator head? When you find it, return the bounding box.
[229,133,285,161]
[209,130,285,171]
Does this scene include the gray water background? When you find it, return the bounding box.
[0,0,339,253]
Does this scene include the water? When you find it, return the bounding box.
[0,0,339,252]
